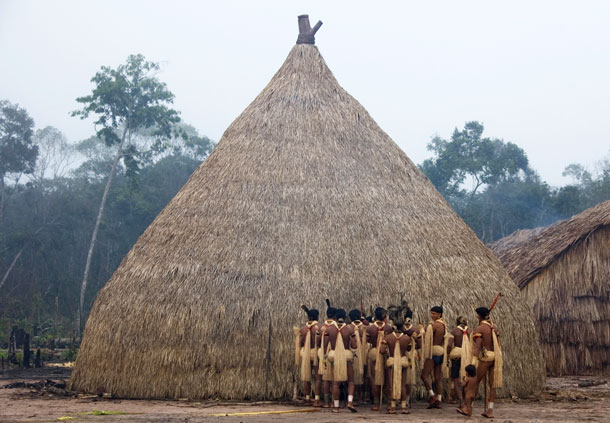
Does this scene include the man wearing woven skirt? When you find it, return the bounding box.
[401,305,421,410]
[459,307,503,418]
[298,307,321,406]
[318,302,337,408]
[325,309,357,413]
[348,309,367,406]
[366,307,392,411]
[447,316,472,410]
[380,311,412,414]
[421,305,450,409]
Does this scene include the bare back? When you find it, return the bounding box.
[431,320,446,346]
[366,321,391,346]
[473,321,499,355]
[300,321,319,348]
[404,324,422,349]
[326,323,354,350]
[383,332,412,355]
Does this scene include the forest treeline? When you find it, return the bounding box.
[1,56,609,342]
[420,121,610,242]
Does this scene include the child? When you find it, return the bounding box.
[457,364,477,416]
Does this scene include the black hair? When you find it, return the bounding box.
[465,364,476,377]
[348,309,361,322]
[335,308,347,321]
[430,305,443,315]
[374,307,387,321]
[307,309,319,321]
[476,307,490,319]
[392,312,405,331]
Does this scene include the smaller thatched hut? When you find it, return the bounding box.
[490,200,610,375]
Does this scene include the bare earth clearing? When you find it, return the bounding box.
[1,368,608,422]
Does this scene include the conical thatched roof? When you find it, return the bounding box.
[490,200,610,375]
[70,17,545,399]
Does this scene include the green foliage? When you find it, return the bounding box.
[71,54,180,178]
[0,123,213,331]
[420,122,610,243]
[420,121,530,200]
[61,348,78,362]
[0,100,38,178]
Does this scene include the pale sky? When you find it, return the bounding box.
[1,1,609,186]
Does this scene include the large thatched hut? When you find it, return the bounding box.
[70,16,544,399]
[490,200,610,375]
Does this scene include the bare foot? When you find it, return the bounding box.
[456,407,468,416]
[322,402,330,409]
[312,399,321,407]
[481,411,494,418]
[427,399,442,409]
[401,407,410,414]
[332,407,340,413]
[386,407,396,414]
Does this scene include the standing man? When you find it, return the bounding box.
[421,305,449,408]
[348,309,367,405]
[325,308,357,412]
[468,306,503,419]
[380,310,412,414]
[366,307,392,411]
[447,316,472,410]
[298,306,320,405]
[318,300,337,408]
[401,304,421,410]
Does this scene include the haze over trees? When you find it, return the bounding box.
[71,54,181,332]
[0,93,608,343]
[420,121,610,243]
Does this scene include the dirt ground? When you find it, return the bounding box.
[1,368,609,422]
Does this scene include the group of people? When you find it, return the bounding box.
[294,299,503,418]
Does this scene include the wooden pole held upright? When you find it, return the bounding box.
[264,317,272,400]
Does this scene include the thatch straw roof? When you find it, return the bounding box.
[490,200,610,289]
[69,16,545,399]
[488,226,548,258]
[490,200,610,375]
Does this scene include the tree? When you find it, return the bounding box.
[0,100,38,227]
[72,54,180,332]
[420,121,530,201]
[555,152,610,216]
[31,126,73,185]
[463,172,553,242]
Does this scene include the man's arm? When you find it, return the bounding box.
[472,331,483,365]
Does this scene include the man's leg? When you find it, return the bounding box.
[405,383,412,410]
[303,380,311,402]
[400,371,409,414]
[421,358,436,402]
[323,380,331,408]
[454,377,464,407]
[482,364,496,418]
[313,372,322,407]
[385,368,395,413]
[475,361,493,416]
[331,381,340,413]
[347,363,356,412]
[432,362,443,407]
[370,361,380,411]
